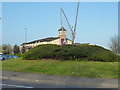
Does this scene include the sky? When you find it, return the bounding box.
[2,2,118,49]
[0,2,2,47]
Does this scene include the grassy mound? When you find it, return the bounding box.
[23,44,119,62]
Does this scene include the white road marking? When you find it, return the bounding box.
[0,84,34,88]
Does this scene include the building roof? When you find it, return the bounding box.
[58,27,67,31]
[21,37,59,45]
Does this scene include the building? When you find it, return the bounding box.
[20,27,72,51]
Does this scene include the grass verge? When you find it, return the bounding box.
[0,58,118,79]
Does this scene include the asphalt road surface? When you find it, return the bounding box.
[1,79,91,88]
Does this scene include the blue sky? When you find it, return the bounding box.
[0,2,2,46]
[2,2,118,49]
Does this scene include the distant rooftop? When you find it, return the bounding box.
[21,27,68,46]
[21,37,59,45]
[58,27,67,31]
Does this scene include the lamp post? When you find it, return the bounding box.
[25,28,27,43]
[24,28,27,52]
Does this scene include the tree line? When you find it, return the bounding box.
[1,44,26,54]
[1,44,20,54]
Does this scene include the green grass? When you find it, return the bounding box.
[0,58,118,79]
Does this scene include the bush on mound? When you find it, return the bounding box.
[23,44,119,62]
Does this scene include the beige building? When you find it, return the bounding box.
[20,27,72,51]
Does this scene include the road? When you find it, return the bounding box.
[1,79,91,88]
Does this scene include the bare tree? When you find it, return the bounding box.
[2,44,12,54]
[109,35,120,54]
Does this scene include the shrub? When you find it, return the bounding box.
[23,44,119,62]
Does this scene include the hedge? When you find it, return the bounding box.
[23,44,119,62]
